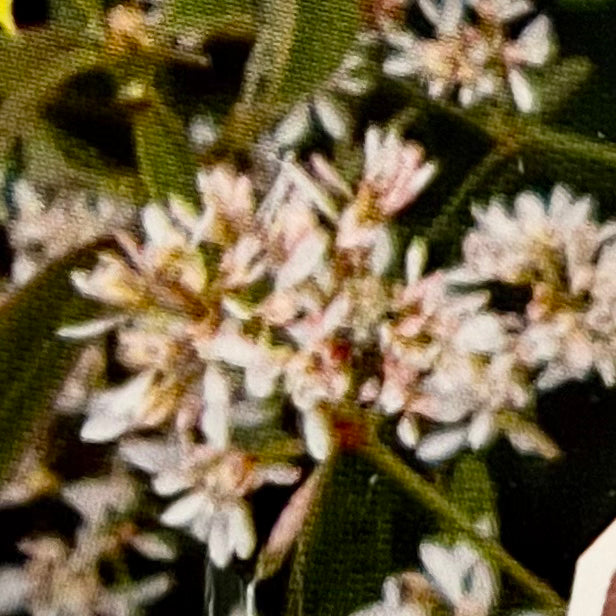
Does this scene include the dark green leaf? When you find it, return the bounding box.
[536,56,594,119]
[220,0,360,153]
[133,92,198,208]
[448,453,498,529]
[48,0,105,37]
[284,453,396,616]
[165,0,256,42]
[0,242,109,484]
[0,32,104,161]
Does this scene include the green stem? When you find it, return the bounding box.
[522,123,616,169]
[361,438,567,612]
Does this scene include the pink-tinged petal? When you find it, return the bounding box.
[256,471,321,580]
[309,153,353,199]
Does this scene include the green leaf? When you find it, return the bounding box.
[248,0,359,108]
[23,118,143,201]
[536,56,594,119]
[0,242,108,484]
[221,0,360,152]
[0,32,104,162]
[285,453,396,616]
[448,453,499,531]
[48,0,105,37]
[133,92,198,209]
[165,0,256,42]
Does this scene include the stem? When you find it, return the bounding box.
[361,437,567,612]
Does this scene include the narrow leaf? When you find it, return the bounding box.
[0,242,109,484]
[133,92,198,208]
[284,453,396,616]
[448,453,499,535]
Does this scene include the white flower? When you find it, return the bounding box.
[0,535,171,616]
[419,539,497,614]
[80,371,156,442]
[198,320,288,399]
[384,0,554,111]
[195,166,254,243]
[361,127,437,217]
[120,439,299,567]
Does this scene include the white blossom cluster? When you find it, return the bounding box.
[5,179,134,286]
[384,0,555,112]
[0,473,173,615]
[348,536,545,616]
[51,125,616,584]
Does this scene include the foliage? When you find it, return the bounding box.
[0,0,615,615]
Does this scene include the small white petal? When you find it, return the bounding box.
[276,230,327,290]
[397,416,420,449]
[274,104,311,148]
[229,504,257,560]
[0,567,30,613]
[130,533,177,561]
[208,511,233,568]
[152,470,192,497]
[416,427,468,464]
[314,95,348,141]
[508,69,535,113]
[201,365,231,450]
[80,372,154,442]
[420,541,464,603]
[302,410,333,461]
[57,316,125,339]
[142,203,184,247]
[467,412,495,450]
[454,314,506,354]
[515,15,553,66]
[161,492,209,528]
[405,237,428,285]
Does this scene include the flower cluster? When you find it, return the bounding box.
[0,473,173,615]
[348,537,545,616]
[384,0,555,111]
[60,124,616,582]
